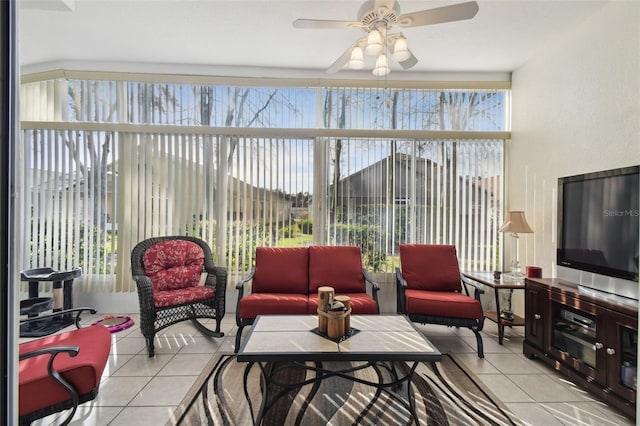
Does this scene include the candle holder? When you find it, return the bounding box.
[499,288,514,321]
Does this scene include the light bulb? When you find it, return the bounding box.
[372,54,390,76]
[365,29,383,56]
[392,36,410,62]
[349,46,364,69]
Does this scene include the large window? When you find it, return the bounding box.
[19,73,509,291]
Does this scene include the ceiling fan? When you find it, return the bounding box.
[293,0,479,75]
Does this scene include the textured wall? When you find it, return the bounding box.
[510,2,640,306]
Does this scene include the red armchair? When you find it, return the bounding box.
[19,322,111,425]
[396,244,485,358]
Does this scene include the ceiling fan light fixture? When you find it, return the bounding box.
[392,36,410,62]
[372,54,390,76]
[365,29,383,56]
[296,1,481,76]
[349,46,364,69]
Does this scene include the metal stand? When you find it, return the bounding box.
[19,267,82,337]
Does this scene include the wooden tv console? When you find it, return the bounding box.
[523,278,637,418]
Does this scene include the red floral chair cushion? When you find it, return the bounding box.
[142,240,212,307]
[152,286,215,308]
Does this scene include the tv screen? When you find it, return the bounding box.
[557,166,639,282]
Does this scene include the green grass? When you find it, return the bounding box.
[278,233,313,247]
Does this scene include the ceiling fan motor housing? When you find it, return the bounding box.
[358,0,401,30]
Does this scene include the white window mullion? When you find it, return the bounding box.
[216,134,228,267]
[459,141,469,270]
[115,133,134,291]
[478,142,487,271]
[145,133,155,237]
[230,136,241,274]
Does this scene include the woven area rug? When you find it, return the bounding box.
[172,353,520,426]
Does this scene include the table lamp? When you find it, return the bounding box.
[499,211,533,279]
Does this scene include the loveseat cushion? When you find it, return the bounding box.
[19,325,111,417]
[308,246,365,293]
[399,244,462,292]
[308,293,378,315]
[238,293,309,319]
[404,289,482,320]
[252,247,309,294]
[142,240,204,292]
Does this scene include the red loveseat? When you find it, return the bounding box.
[235,245,380,351]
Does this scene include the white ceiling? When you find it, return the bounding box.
[19,0,609,79]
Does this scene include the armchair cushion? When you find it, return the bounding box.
[399,244,462,292]
[252,247,309,294]
[308,245,365,293]
[142,240,204,292]
[405,289,482,320]
[19,325,111,418]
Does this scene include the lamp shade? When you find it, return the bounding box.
[349,46,364,69]
[372,54,390,76]
[392,36,410,62]
[499,211,533,233]
[365,29,383,56]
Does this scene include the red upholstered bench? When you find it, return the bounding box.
[235,245,380,351]
[19,324,111,425]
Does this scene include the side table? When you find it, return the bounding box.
[462,271,526,345]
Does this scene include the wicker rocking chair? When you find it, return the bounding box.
[131,236,226,357]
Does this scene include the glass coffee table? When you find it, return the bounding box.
[237,314,441,425]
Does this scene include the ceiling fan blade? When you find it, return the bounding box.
[398,51,418,70]
[374,0,398,13]
[396,1,479,28]
[293,19,364,30]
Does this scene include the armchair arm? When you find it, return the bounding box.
[461,276,485,300]
[235,269,255,325]
[132,275,155,320]
[362,270,380,314]
[20,307,97,330]
[205,265,227,316]
[395,268,408,314]
[362,270,380,293]
[235,269,255,291]
[19,345,81,425]
[19,345,79,361]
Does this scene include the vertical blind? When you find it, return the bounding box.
[21,78,508,132]
[19,74,508,292]
[18,128,117,292]
[325,138,503,272]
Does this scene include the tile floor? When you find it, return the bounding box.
[23,313,635,426]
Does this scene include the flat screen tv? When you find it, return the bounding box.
[557,165,639,283]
